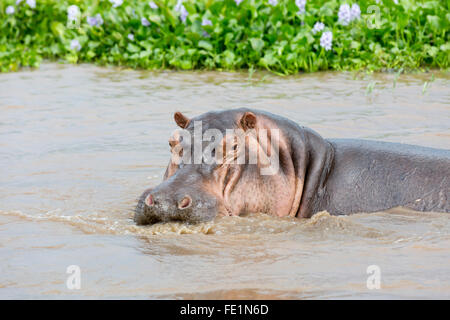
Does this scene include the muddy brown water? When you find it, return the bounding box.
[0,63,449,299]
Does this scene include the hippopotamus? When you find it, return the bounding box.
[135,108,450,225]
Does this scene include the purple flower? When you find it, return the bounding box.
[320,31,332,51]
[174,0,188,23]
[235,0,244,5]
[70,39,81,51]
[179,6,188,23]
[312,21,325,34]
[6,6,15,15]
[338,4,351,26]
[295,0,306,14]
[149,2,158,9]
[268,0,278,6]
[26,0,36,9]
[67,5,80,21]
[109,0,123,8]
[174,0,183,12]
[350,4,361,21]
[202,18,212,26]
[141,17,151,27]
[87,14,103,27]
[128,33,135,41]
[87,16,97,26]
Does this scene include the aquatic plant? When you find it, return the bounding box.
[141,17,150,27]
[70,39,81,52]
[350,4,361,21]
[320,31,333,51]
[312,21,325,34]
[295,0,306,14]
[86,14,104,27]
[338,3,352,26]
[0,0,448,73]
[5,5,15,15]
[26,0,35,9]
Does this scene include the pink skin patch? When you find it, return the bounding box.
[145,194,153,206]
[178,196,192,209]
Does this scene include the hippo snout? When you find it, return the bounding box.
[145,193,192,210]
[134,187,217,225]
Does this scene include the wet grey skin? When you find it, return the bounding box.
[135,166,217,225]
[135,108,450,225]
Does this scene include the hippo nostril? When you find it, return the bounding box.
[178,195,192,209]
[145,194,154,207]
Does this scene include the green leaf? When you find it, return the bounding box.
[198,40,213,51]
[112,32,123,41]
[250,38,265,53]
[426,15,440,30]
[440,43,450,52]
[127,43,140,53]
[148,14,162,26]
[51,22,65,39]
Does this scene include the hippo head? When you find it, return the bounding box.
[135,108,334,225]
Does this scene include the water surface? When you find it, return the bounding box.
[0,64,449,299]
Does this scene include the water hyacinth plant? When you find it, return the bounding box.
[312,22,325,34]
[26,0,36,9]
[295,0,306,14]
[109,0,123,9]
[350,4,361,21]
[141,17,151,27]
[0,0,448,73]
[86,14,104,27]
[70,39,81,52]
[320,31,333,51]
[6,5,15,15]
[338,3,352,26]
[67,5,80,22]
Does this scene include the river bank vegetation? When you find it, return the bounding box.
[1,0,448,74]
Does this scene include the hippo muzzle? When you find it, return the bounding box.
[134,169,218,225]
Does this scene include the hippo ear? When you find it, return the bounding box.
[174,111,190,129]
[239,112,257,131]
